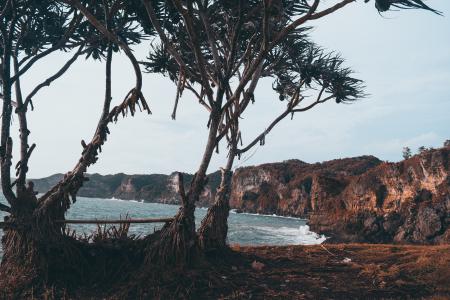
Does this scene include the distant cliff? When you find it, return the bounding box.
[32,172,221,207]
[32,146,450,244]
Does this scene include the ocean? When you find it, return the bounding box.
[0,197,325,258]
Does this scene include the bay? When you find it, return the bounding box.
[0,197,325,258]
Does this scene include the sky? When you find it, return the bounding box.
[8,1,450,178]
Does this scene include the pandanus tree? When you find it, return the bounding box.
[140,0,441,260]
[0,0,151,290]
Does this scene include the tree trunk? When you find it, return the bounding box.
[198,110,237,251]
[0,188,67,295]
[197,168,233,251]
[146,108,223,265]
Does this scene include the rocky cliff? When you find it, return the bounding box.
[32,146,450,244]
[308,147,450,245]
[33,172,221,207]
[231,148,449,244]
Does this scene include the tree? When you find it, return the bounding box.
[418,146,427,154]
[444,140,450,147]
[402,147,412,159]
[140,0,441,261]
[0,0,151,291]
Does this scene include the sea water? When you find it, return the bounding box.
[0,197,325,258]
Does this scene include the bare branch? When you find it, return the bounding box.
[238,85,336,155]
[237,105,291,155]
[272,0,320,44]
[309,0,356,21]
[171,69,185,120]
[184,82,212,113]
[217,63,263,144]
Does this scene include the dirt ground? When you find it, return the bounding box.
[218,244,450,299]
[12,243,449,299]
[98,243,449,299]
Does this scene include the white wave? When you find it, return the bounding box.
[94,197,145,204]
[229,210,305,221]
[107,197,121,201]
[252,225,326,245]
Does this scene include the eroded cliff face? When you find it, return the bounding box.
[229,156,381,217]
[229,148,449,244]
[309,147,450,245]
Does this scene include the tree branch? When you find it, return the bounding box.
[0,35,17,205]
[237,87,335,155]
[141,0,189,71]
[184,82,212,113]
[309,0,356,21]
[217,63,263,144]
[225,0,244,78]
[23,44,84,110]
[171,68,185,120]
[0,202,11,213]
[12,50,30,190]
[0,0,11,21]
[225,0,321,109]
[12,12,82,82]
[65,0,143,92]
[171,0,216,107]
[38,42,151,212]
[197,3,223,81]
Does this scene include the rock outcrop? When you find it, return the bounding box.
[32,147,450,244]
[308,147,450,245]
[228,148,449,244]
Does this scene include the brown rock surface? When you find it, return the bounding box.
[229,147,449,244]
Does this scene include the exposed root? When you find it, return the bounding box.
[144,207,198,266]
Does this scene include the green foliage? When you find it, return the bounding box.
[72,0,151,60]
[402,147,412,159]
[142,1,364,104]
[0,1,72,59]
[269,29,365,103]
[418,146,426,154]
[445,140,450,148]
[365,0,442,15]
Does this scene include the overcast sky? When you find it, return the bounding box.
[9,1,450,178]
